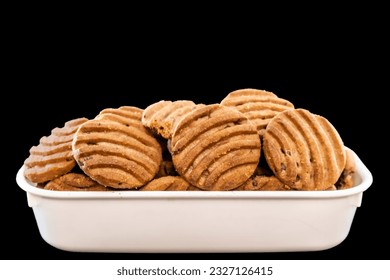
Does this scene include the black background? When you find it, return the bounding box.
[3,29,387,261]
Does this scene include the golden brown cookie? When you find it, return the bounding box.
[140,176,201,191]
[24,117,88,183]
[44,173,108,191]
[335,149,356,190]
[72,106,162,189]
[235,174,290,191]
[263,108,346,190]
[171,104,261,191]
[142,100,203,139]
[220,88,294,136]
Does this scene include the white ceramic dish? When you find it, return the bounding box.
[16,148,372,253]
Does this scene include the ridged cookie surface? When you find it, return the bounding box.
[335,149,356,190]
[24,117,88,183]
[171,104,261,190]
[142,100,203,139]
[44,173,108,191]
[221,88,294,136]
[235,174,290,191]
[140,176,201,191]
[235,166,289,191]
[72,106,162,189]
[263,108,346,190]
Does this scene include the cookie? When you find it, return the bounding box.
[72,106,162,189]
[24,117,88,183]
[220,88,294,136]
[140,176,201,191]
[236,164,339,191]
[335,149,356,190]
[44,173,108,191]
[171,104,261,191]
[235,174,290,191]
[142,100,203,139]
[263,108,346,190]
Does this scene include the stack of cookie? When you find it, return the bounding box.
[23,88,355,191]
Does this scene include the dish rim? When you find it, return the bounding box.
[16,147,373,200]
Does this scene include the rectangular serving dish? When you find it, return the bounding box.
[16,148,373,253]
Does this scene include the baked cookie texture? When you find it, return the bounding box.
[142,100,204,139]
[335,148,356,190]
[24,117,88,183]
[263,108,346,190]
[23,88,354,192]
[221,88,294,137]
[140,176,201,191]
[170,104,261,190]
[44,173,108,191]
[235,174,290,191]
[72,106,162,189]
